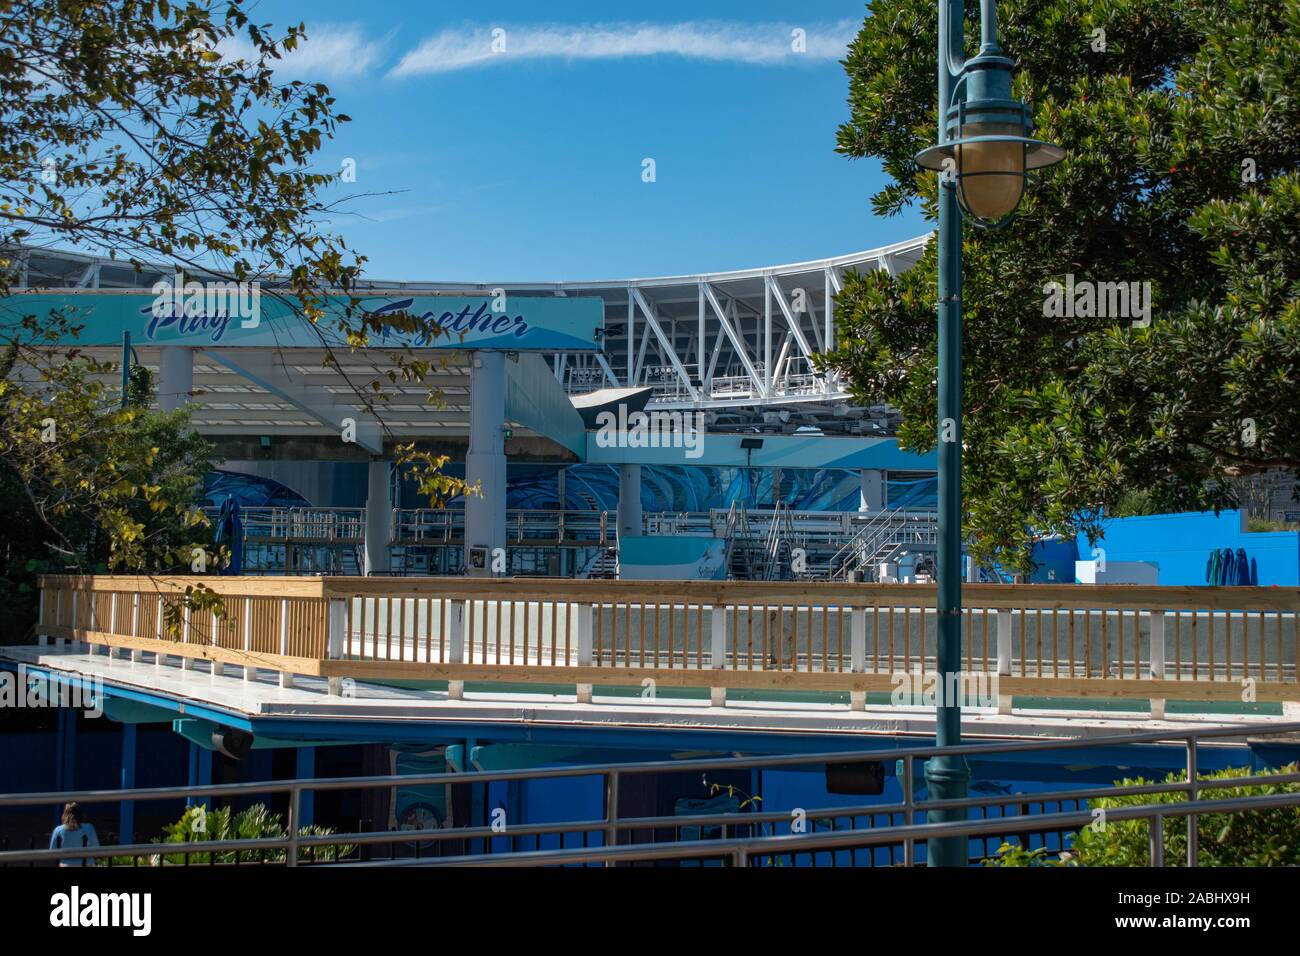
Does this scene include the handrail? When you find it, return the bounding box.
[30,574,1300,709]
[3,721,1298,867]
[37,573,1300,610]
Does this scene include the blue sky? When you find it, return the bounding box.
[240,0,928,282]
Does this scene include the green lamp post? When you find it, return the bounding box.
[913,0,1064,867]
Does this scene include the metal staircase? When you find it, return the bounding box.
[721,502,748,579]
[339,545,363,576]
[827,507,939,581]
[758,503,796,581]
[581,547,619,579]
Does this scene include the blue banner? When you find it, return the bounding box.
[5,289,604,352]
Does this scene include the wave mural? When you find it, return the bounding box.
[490,466,937,513]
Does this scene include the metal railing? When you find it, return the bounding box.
[209,506,958,580]
[202,507,367,543]
[2,722,1298,867]
[393,508,612,546]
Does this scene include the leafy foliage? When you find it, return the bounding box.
[983,762,1300,866]
[1070,762,1300,866]
[826,0,1300,570]
[0,1,470,633]
[0,313,218,635]
[113,803,354,865]
[980,843,1076,867]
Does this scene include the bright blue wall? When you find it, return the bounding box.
[1076,510,1300,586]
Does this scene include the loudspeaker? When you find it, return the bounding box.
[825,761,885,795]
[211,727,254,761]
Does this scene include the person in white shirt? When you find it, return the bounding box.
[49,802,100,866]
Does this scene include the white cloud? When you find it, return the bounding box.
[221,24,387,81]
[389,20,857,78]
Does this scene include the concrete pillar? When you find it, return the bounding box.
[465,352,507,577]
[850,608,867,711]
[157,346,194,411]
[996,609,1013,715]
[710,606,728,707]
[616,464,642,540]
[576,603,594,704]
[859,468,887,513]
[1149,611,1166,720]
[364,458,392,576]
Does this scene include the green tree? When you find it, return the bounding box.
[0,1,468,632]
[826,0,1300,571]
[0,312,218,635]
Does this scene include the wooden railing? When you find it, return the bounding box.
[35,576,1300,712]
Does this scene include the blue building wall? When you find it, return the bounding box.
[1074,510,1300,586]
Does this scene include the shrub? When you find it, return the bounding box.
[984,763,1300,867]
[110,803,354,865]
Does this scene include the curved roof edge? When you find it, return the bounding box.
[11,233,934,293]
[358,233,934,291]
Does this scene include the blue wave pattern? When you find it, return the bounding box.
[501,466,937,513]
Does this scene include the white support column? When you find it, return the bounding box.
[850,607,867,711]
[710,605,728,707]
[155,600,165,668]
[278,598,293,689]
[996,609,1013,714]
[763,276,772,396]
[210,610,224,678]
[465,351,507,577]
[448,600,466,701]
[576,603,594,704]
[242,598,254,683]
[364,457,392,576]
[108,593,119,660]
[180,604,192,671]
[859,469,887,514]
[130,593,142,663]
[697,283,706,382]
[824,267,834,355]
[157,346,194,412]
[1149,610,1166,720]
[626,289,635,386]
[616,463,642,551]
[327,599,346,696]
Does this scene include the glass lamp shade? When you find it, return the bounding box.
[954,122,1026,221]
